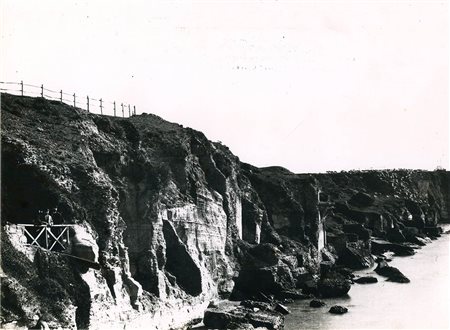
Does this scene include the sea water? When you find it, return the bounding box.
[285,226,450,329]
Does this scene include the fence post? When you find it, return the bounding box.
[41,84,44,97]
[114,101,116,117]
[20,81,24,96]
[73,93,76,107]
[128,104,131,117]
[134,105,136,116]
[87,96,90,112]
[60,90,63,103]
[121,103,124,117]
[100,99,103,115]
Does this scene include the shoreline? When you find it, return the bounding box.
[283,225,450,330]
[192,226,450,330]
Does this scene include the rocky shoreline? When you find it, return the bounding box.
[199,228,448,329]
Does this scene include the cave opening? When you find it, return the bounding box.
[162,220,202,296]
[1,152,61,224]
[128,249,162,296]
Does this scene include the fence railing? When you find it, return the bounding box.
[0,81,136,118]
[16,224,76,252]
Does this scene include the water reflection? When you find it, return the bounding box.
[285,229,450,329]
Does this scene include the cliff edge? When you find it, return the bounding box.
[1,93,449,329]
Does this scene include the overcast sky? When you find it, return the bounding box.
[1,0,448,173]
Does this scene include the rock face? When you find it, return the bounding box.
[354,276,378,284]
[329,305,348,314]
[0,95,323,329]
[375,261,410,283]
[317,272,351,298]
[372,240,415,256]
[203,304,284,330]
[1,94,449,329]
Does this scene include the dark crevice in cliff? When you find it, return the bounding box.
[130,250,160,296]
[241,199,261,244]
[1,149,61,223]
[74,275,91,330]
[162,220,202,296]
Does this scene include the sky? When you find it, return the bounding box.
[1,0,448,173]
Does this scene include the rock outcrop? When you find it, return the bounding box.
[374,261,410,283]
[203,303,285,329]
[354,276,378,284]
[329,305,348,314]
[1,93,449,329]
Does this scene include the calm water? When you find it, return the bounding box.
[285,227,450,329]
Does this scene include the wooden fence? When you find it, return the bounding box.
[17,224,76,251]
[0,81,136,117]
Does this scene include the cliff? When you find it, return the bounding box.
[1,93,449,329]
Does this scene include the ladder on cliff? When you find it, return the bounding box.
[16,224,76,251]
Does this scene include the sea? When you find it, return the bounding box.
[284,225,450,330]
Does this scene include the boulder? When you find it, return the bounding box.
[402,226,419,243]
[371,240,414,256]
[203,308,242,329]
[386,228,406,243]
[276,289,311,300]
[309,300,326,308]
[424,226,442,237]
[390,244,414,256]
[317,272,351,298]
[240,300,273,312]
[375,261,410,283]
[203,306,284,330]
[69,227,99,263]
[329,306,348,314]
[203,306,284,329]
[354,276,378,284]
[246,310,284,329]
[232,263,295,299]
[339,245,374,269]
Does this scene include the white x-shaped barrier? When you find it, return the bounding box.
[21,225,73,251]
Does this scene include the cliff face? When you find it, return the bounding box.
[1,93,449,329]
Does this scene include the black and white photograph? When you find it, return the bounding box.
[1,1,449,329]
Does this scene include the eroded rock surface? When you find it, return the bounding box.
[1,94,449,329]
